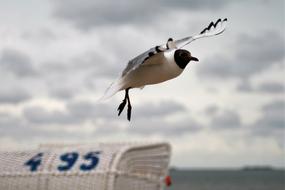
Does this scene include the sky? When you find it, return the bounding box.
[0,0,284,168]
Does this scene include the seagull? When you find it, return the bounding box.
[102,18,228,121]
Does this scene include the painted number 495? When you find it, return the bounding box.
[24,151,101,172]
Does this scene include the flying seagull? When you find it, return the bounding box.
[102,18,228,121]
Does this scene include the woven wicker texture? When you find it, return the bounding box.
[0,142,171,190]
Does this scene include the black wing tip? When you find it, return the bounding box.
[155,45,163,52]
[200,18,228,34]
[200,27,207,34]
[216,18,222,24]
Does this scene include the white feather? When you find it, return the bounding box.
[99,78,124,101]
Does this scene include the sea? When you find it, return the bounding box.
[168,169,285,190]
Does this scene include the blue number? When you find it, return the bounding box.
[24,153,43,172]
[57,152,79,171]
[56,151,101,172]
[80,151,101,171]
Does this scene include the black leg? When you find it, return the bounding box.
[117,89,128,116]
[117,88,132,121]
[126,89,132,121]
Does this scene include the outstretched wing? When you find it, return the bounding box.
[175,18,227,49]
[121,45,166,77]
[121,18,227,77]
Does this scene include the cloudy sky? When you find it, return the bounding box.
[0,0,284,168]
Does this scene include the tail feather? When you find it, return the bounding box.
[99,79,124,101]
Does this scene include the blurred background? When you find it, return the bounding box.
[0,0,284,174]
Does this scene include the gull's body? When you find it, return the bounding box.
[119,50,181,90]
[102,18,228,121]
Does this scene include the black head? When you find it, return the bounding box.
[174,49,199,69]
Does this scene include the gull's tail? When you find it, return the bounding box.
[99,78,124,101]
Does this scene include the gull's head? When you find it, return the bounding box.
[174,49,199,69]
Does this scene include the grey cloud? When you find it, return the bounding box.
[210,110,241,129]
[0,88,31,104]
[66,99,186,129]
[0,49,37,77]
[0,112,87,140]
[237,81,285,94]
[23,100,117,125]
[42,51,119,80]
[0,112,44,140]
[0,113,23,129]
[23,106,78,125]
[125,101,200,136]
[40,62,83,100]
[262,100,285,114]
[51,0,230,30]
[22,99,189,136]
[134,100,186,119]
[257,82,285,94]
[39,51,114,101]
[129,116,202,136]
[237,32,285,66]
[251,100,285,141]
[66,100,116,119]
[0,113,31,139]
[197,56,231,79]
[73,51,122,79]
[52,0,157,29]
[197,31,285,80]
[67,100,185,122]
[163,0,229,10]
[236,80,255,92]
[45,74,82,100]
[203,102,284,140]
[259,100,285,129]
[21,28,57,43]
[204,105,219,116]
[48,86,76,100]
[256,115,285,130]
